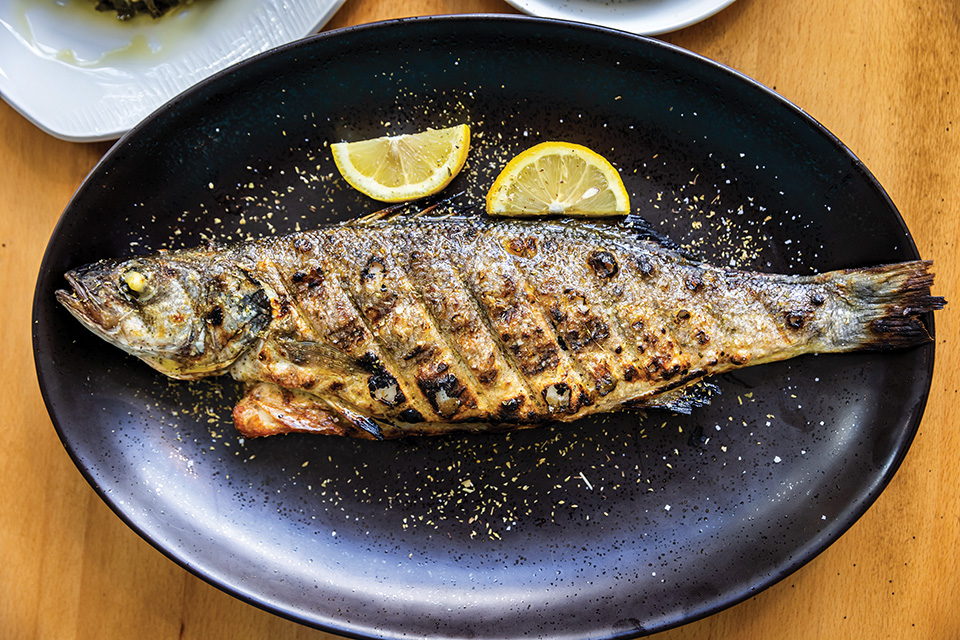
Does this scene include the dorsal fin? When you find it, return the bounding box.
[347,199,696,264]
[621,213,693,257]
[349,192,470,226]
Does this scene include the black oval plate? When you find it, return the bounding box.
[33,15,935,640]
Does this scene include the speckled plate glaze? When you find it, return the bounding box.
[33,15,935,639]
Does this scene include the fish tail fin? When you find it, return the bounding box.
[839,260,945,350]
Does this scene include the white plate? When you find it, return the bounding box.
[504,0,737,35]
[0,0,345,142]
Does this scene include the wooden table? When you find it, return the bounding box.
[2,0,958,638]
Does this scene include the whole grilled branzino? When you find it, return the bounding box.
[57,212,944,440]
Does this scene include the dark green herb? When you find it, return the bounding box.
[95,0,193,20]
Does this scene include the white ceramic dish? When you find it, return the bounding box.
[504,0,737,35]
[0,0,345,142]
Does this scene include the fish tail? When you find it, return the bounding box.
[839,260,945,350]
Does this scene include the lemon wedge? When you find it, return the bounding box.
[486,141,630,216]
[330,124,470,202]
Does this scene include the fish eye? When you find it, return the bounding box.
[121,269,153,301]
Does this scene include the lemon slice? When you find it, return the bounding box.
[331,124,470,202]
[486,141,630,216]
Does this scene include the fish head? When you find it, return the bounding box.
[56,255,272,379]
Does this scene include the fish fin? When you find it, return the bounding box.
[638,380,721,414]
[353,202,410,224]
[350,192,469,225]
[621,214,698,259]
[273,337,364,373]
[233,383,344,437]
[840,260,945,350]
[324,399,386,440]
[232,382,390,440]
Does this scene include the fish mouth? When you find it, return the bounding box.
[56,271,119,335]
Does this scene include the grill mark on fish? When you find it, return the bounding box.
[340,227,491,419]
[448,246,548,416]
[358,228,483,419]
[572,256,645,397]
[394,232,499,416]
[478,230,586,408]
[260,257,324,342]
[610,253,661,362]
[243,241,377,400]
[575,262,647,402]
[323,232,437,421]
[507,240,617,399]
[588,265,649,379]
[517,280,589,411]
[245,258,336,391]
[534,235,642,400]
[573,269,646,387]
[286,255,370,356]
[616,253,704,379]
[547,312,617,398]
[404,233,505,387]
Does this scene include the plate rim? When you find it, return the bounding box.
[32,13,936,639]
[502,0,739,36]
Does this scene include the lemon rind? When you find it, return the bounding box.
[331,124,470,203]
[486,141,630,216]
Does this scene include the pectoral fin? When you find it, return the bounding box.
[232,382,388,439]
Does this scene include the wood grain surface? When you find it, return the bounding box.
[2,0,958,638]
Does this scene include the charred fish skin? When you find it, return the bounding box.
[57,214,944,439]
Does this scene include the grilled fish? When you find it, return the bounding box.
[56,211,944,440]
